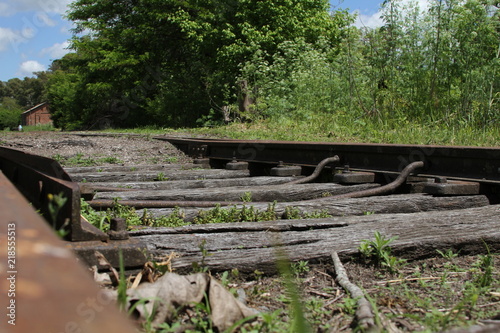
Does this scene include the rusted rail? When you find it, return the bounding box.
[158,137,500,185]
[0,146,147,269]
[0,171,136,333]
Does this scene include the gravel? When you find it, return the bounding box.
[0,131,191,167]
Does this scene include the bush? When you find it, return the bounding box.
[0,107,22,129]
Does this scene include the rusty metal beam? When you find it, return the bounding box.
[0,171,137,333]
[159,137,500,185]
[0,146,107,242]
[0,146,148,270]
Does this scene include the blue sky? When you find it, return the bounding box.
[0,0,385,82]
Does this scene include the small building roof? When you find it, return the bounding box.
[22,102,49,115]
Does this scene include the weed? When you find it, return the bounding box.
[240,191,252,203]
[275,252,312,333]
[81,199,109,231]
[303,210,331,219]
[164,156,179,163]
[437,249,460,260]
[66,153,97,166]
[98,156,123,164]
[151,208,188,228]
[194,203,277,224]
[472,250,494,288]
[52,154,64,163]
[359,231,406,273]
[284,206,302,219]
[154,172,168,181]
[253,309,287,332]
[339,297,357,315]
[47,192,69,237]
[291,261,310,277]
[117,251,128,312]
[22,124,56,132]
[192,239,212,273]
[284,206,331,219]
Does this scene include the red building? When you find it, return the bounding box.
[22,102,52,126]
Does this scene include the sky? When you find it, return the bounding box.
[0,0,416,82]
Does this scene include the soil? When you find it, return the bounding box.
[2,131,500,332]
[0,131,191,166]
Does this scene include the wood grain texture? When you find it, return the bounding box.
[131,203,499,274]
[71,169,250,182]
[94,183,380,202]
[136,194,489,222]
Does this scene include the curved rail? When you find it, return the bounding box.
[285,155,340,185]
[328,161,425,200]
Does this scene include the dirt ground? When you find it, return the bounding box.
[2,131,500,332]
[0,131,191,166]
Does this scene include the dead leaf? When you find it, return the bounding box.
[126,272,258,331]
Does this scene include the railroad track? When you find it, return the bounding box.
[1,135,500,332]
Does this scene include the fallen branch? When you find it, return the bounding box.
[331,251,379,332]
[442,323,500,333]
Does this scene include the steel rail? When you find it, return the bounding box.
[0,146,148,269]
[328,161,425,199]
[0,146,105,241]
[0,171,137,333]
[286,155,340,184]
[158,137,500,185]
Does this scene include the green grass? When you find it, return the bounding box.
[99,114,499,147]
[52,153,124,167]
[21,124,57,132]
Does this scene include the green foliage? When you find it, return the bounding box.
[437,249,460,260]
[284,206,332,219]
[472,243,495,288]
[117,251,128,312]
[0,99,22,130]
[81,199,109,231]
[193,203,277,224]
[66,153,97,167]
[52,153,124,167]
[150,208,188,228]
[359,231,406,273]
[291,261,310,277]
[46,0,351,129]
[99,156,124,164]
[0,75,47,110]
[275,250,312,333]
[154,172,168,181]
[240,192,253,203]
[192,239,212,273]
[22,124,56,132]
[47,192,68,227]
[47,192,69,237]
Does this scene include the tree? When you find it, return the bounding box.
[0,75,48,110]
[49,0,350,128]
[0,97,22,129]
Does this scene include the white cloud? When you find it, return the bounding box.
[41,41,71,58]
[0,0,71,17]
[18,60,46,76]
[353,10,384,29]
[0,27,20,52]
[35,12,57,27]
[0,3,14,16]
[401,0,430,11]
[353,0,431,29]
